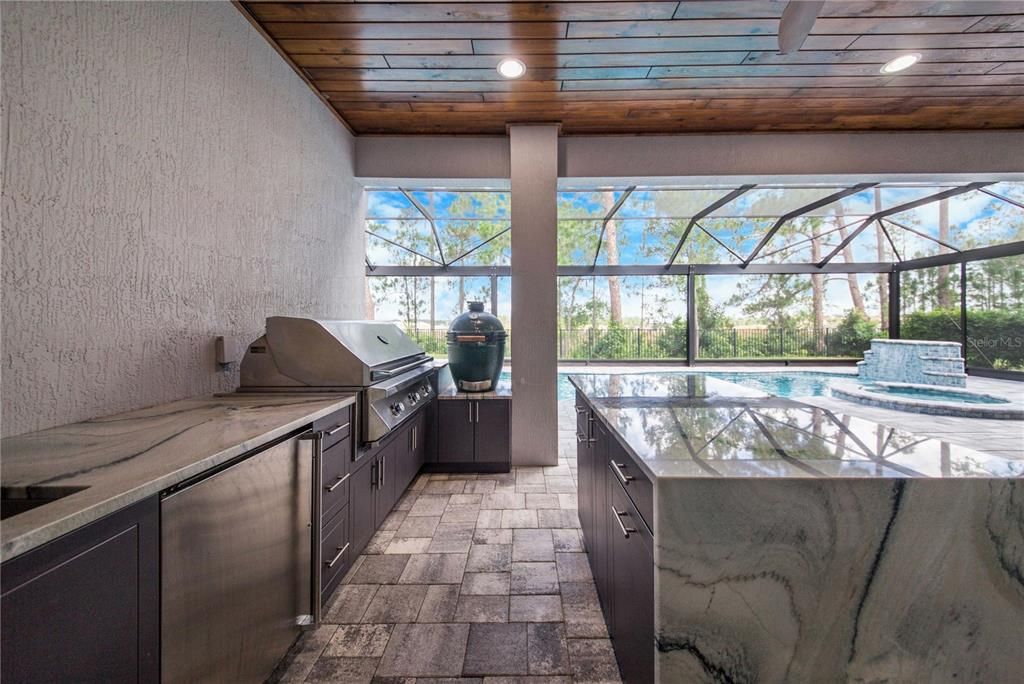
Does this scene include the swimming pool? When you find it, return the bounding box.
[499,370,846,400]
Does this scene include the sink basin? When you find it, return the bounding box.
[0,485,89,520]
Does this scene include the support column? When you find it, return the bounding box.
[510,125,559,467]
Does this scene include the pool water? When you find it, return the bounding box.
[499,370,843,400]
[861,383,1009,405]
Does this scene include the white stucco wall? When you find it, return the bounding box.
[1,1,365,437]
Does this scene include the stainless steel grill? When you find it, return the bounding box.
[239,317,435,443]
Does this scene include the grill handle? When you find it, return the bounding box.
[373,357,433,379]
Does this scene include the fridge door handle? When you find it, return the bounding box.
[300,429,324,627]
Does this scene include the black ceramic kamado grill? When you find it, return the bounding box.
[447,302,507,392]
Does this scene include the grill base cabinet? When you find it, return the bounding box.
[349,406,430,563]
[1,497,160,684]
[576,391,655,684]
[433,397,511,470]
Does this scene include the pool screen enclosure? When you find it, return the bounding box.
[365,183,1024,378]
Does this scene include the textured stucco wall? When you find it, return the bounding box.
[1,1,365,437]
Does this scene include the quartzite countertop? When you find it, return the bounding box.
[569,372,1023,479]
[571,371,1024,682]
[1,393,356,561]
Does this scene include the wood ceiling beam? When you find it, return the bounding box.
[238,1,1024,135]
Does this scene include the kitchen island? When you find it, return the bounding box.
[571,372,1024,683]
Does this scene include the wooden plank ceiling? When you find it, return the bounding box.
[238,1,1024,134]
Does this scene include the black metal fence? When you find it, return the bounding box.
[697,327,881,360]
[407,326,880,361]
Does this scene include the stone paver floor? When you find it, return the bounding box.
[272,433,621,684]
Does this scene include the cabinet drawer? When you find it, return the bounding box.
[606,435,653,533]
[321,504,351,601]
[322,437,352,521]
[316,407,352,451]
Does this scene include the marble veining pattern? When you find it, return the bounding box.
[571,371,1023,682]
[1,393,356,560]
[654,478,1024,682]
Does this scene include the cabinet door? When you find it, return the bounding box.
[350,455,377,558]
[375,440,399,525]
[394,422,414,497]
[437,400,475,463]
[1,497,159,684]
[424,399,438,463]
[577,409,594,558]
[592,420,612,625]
[413,410,428,471]
[609,479,655,684]
[474,399,510,464]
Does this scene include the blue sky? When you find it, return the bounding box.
[369,183,1023,268]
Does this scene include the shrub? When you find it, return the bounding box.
[828,310,881,358]
[655,318,687,358]
[591,324,631,360]
[901,309,1024,370]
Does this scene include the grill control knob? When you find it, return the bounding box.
[390,403,401,416]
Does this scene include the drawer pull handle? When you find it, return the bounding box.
[325,542,350,569]
[576,432,588,443]
[326,422,350,436]
[611,506,636,539]
[611,461,634,485]
[325,472,350,493]
[575,406,587,415]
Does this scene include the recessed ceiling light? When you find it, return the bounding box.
[497,58,526,79]
[880,53,922,74]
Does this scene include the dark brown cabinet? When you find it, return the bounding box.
[321,503,352,600]
[399,410,427,491]
[348,405,433,564]
[609,476,655,684]
[576,391,655,684]
[317,406,355,607]
[592,420,612,625]
[350,454,378,559]
[576,394,594,553]
[437,399,476,462]
[434,398,510,470]
[1,496,160,684]
[374,438,399,524]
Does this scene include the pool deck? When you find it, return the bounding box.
[555,364,1024,462]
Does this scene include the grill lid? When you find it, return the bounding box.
[447,302,507,343]
[251,317,427,387]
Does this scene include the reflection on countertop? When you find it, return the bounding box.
[1,393,356,561]
[569,372,1023,479]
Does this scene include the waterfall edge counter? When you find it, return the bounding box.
[569,372,1024,683]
